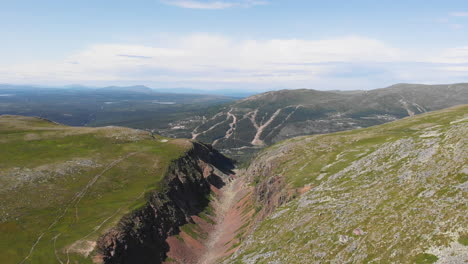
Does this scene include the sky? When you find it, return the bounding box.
[1,0,468,91]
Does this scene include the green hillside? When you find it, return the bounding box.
[0,115,190,263]
[228,105,468,263]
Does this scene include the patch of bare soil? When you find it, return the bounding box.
[164,173,254,264]
[198,176,251,264]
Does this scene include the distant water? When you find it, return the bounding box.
[103,101,176,105]
[152,101,176,104]
[0,94,14,97]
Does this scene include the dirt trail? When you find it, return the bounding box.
[213,109,237,146]
[251,108,282,146]
[198,175,252,264]
[192,112,227,140]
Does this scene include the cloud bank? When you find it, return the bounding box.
[1,34,467,90]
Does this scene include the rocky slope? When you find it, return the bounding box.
[227,104,468,263]
[165,83,468,161]
[0,115,234,264]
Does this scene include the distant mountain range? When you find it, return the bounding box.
[0,84,258,98]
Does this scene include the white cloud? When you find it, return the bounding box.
[161,0,233,9]
[161,0,267,9]
[436,18,449,23]
[0,35,400,84]
[430,46,468,64]
[450,12,468,17]
[0,34,466,89]
[450,24,464,30]
[437,13,467,30]
[438,66,468,72]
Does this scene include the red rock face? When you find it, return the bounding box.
[165,215,213,264]
[165,174,255,264]
[254,174,289,220]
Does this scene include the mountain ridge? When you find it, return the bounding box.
[162,83,468,161]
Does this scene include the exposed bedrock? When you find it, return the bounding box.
[95,142,234,264]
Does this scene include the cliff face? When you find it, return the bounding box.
[96,142,234,264]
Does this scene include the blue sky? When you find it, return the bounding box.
[1,0,468,91]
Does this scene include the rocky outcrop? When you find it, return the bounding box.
[95,142,234,264]
[243,143,297,221]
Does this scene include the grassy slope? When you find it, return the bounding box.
[0,115,190,264]
[230,105,468,263]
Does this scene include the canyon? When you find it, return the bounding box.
[0,102,467,264]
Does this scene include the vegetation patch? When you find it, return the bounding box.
[413,253,439,264]
[458,234,468,246]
